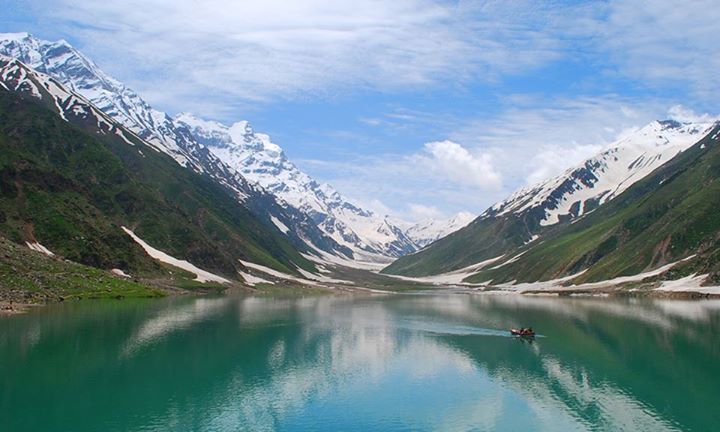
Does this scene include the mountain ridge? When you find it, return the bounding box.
[383,117,717,277]
[462,122,720,287]
[0,32,360,260]
[0,32,435,262]
[0,54,316,281]
[174,113,419,260]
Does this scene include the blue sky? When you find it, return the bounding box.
[2,0,719,221]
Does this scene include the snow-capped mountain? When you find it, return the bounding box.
[484,119,717,226]
[0,54,142,142]
[403,212,475,249]
[384,118,718,277]
[0,55,326,278]
[173,113,418,259]
[0,32,354,259]
[0,33,417,260]
[0,32,205,169]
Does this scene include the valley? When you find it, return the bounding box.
[1,33,720,307]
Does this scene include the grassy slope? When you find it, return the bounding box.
[466,125,720,284]
[0,90,314,280]
[382,214,533,276]
[0,236,163,302]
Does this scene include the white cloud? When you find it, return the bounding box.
[592,0,720,104]
[666,105,718,124]
[32,0,578,116]
[415,140,501,188]
[297,95,681,221]
[407,204,445,221]
[449,95,671,188]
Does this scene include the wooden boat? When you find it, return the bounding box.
[510,328,535,337]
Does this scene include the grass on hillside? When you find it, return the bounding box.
[0,237,163,303]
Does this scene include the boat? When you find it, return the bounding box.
[510,328,535,337]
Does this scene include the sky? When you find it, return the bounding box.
[2,0,719,222]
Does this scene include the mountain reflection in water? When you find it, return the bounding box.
[2,294,719,431]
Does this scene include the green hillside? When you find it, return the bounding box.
[382,211,535,276]
[0,236,163,304]
[0,89,314,282]
[465,124,720,285]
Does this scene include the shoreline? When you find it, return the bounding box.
[5,280,720,316]
[517,288,720,300]
[0,301,42,315]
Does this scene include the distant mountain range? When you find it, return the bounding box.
[0,32,472,263]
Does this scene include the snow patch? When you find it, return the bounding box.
[270,215,290,234]
[114,128,135,146]
[383,254,505,285]
[111,268,131,278]
[496,255,698,293]
[525,235,540,245]
[239,260,319,286]
[239,271,274,287]
[25,241,54,257]
[488,251,527,270]
[300,239,391,271]
[655,274,720,294]
[121,226,229,284]
[296,267,354,285]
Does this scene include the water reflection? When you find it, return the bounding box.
[1,294,719,431]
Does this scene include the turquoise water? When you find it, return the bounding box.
[2,293,720,431]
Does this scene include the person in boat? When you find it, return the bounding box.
[527,327,533,335]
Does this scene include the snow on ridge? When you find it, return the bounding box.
[175,112,418,258]
[405,212,475,248]
[484,119,717,226]
[121,226,229,284]
[0,34,200,170]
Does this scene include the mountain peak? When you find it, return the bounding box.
[174,112,417,258]
[0,34,430,260]
[404,212,475,248]
[485,118,716,227]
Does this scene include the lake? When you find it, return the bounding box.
[2,292,720,431]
